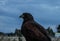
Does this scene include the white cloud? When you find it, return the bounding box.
[0,15,20,32]
[40,4,60,11]
[0,15,18,24]
[0,6,20,13]
[0,0,8,6]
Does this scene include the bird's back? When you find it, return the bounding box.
[33,21,51,41]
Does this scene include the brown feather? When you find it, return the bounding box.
[20,13,51,41]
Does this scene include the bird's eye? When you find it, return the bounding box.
[22,15,24,17]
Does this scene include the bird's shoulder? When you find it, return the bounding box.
[23,21,35,29]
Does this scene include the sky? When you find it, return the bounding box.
[0,0,60,33]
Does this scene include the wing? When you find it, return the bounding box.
[23,21,51,41]
[34,22,51,41]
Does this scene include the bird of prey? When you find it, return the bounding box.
[19,13,51,41]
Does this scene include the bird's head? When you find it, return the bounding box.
[19,13,34,21]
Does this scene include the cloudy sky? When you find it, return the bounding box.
[0,0,60,33]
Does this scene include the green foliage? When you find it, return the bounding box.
[19,37,22,41]
[15,29,22,37]
[57,25,60,33]
[47,27,55,37]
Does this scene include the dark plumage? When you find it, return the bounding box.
[19,13,51,41]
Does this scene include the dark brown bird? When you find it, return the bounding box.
[19,13,51,41]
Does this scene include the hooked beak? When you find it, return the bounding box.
[19,14,24,18]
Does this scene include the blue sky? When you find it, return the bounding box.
[0,0,60,33]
